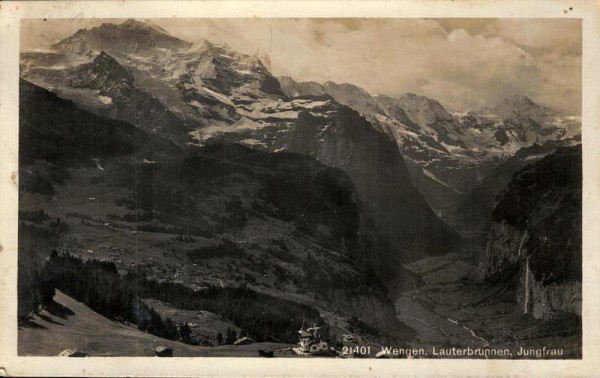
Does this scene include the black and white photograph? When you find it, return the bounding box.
[2,1,599,376]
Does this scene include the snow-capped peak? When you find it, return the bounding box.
[396,92,454,124]
[52,19,191,56]
[121,19,171,35]
[479,94,556,119]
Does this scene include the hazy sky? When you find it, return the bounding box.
[22,18,582,115]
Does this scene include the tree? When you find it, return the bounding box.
[168,318,179,340]
[226,327,237,344]
[179,322,192,344]
[216,332,223,346]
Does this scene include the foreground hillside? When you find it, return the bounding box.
[19,290,293,357]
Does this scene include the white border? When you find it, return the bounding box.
[1,1,599,376]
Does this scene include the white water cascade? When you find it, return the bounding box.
[524,257,531,314]
[517,230,528,257]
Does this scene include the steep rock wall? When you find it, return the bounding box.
[480,146,581,319]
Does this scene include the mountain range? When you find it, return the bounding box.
[279,77,581,229]
[21,19,465,273]
[18,19,582,355]
[18,78,410,342]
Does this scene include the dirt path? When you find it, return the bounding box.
[396,288,490,349]
[395,255,508,348]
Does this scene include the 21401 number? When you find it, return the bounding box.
[342,346,371,355]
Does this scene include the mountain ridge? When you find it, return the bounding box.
[52,19,192,57]
[20,18,579,276]
[277,75,580,230]
[21,25,463,295]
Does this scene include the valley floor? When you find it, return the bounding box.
[18,253,582,359]
[394,253,581,359]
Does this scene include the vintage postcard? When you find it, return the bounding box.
[1,1,599,376]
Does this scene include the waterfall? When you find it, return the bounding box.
[524,257,531,314]
[517,230,528,257]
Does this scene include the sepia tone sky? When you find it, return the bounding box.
[21,18,582,115]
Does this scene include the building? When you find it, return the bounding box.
[57,348,88,357]
[292,325,329,356]
[234,336,254,346]
[154,345,174,357]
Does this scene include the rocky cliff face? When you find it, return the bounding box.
[283,105,461,294]
[517,257,581,319]
[480,146,581,319]
[24,51,192,143]
[454,141,575,236]
[278,76,326,97]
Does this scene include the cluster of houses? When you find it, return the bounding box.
[140,261,217,292]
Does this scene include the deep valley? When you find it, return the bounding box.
[17,19,582,359]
